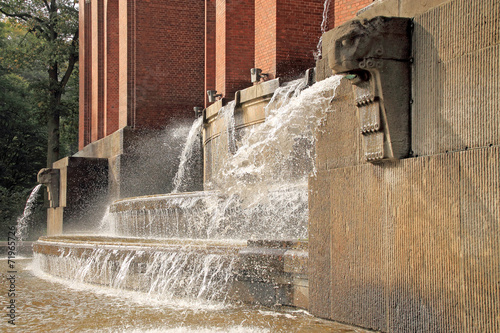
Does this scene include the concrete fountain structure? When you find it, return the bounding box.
[33,0,499,332]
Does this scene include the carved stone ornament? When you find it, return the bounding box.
[327,16,412,162]
[38,168,60,208]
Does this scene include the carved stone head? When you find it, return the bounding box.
[328,16,411,75]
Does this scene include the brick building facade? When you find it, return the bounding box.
[79,0,374,149]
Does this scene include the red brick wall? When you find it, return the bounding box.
[79,0,92,150]
[79,0,377,148]
[132,0,205,129]
[255,0,277,79]
[334,0,374,27]
[105,0,119,135]
[215,0,255,101]
[276,0,324,79]
[205,0,216,107]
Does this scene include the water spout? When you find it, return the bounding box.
[16,184,42,242]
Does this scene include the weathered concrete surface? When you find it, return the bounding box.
[411,0,500,156]
[310,147,500,332]
[314,80,363,172]
[311,0,500,331]
[356,0,452,19]
[233,240,309,308]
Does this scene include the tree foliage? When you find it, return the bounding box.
[0,1,80,238]
[0,21,46,237]
[0,0,79,167]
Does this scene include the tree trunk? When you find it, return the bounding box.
[46,64,61,168]
[46,106,60,167]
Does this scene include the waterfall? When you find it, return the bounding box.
[33,241,240,303]
[16,184,42,242]
[107,74,343,241]
[314,0,332,60]
[172,117,204,193]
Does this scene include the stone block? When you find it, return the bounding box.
[326,16,412,162]
[412,0,500,156]
[309,147,500,331]
[315,79,363,172]
[308,171,332,319]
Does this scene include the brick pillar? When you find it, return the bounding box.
[215,0,255,101]
[118,0,129,129]
[105,0,120,135]
[255,0,277,79]
[205,0,216,107]
[254,0,324,81]
[79,0,92,150]
[91,0,105,141]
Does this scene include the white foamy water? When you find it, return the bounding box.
[208,75,343,229]
[3,259,359,332]
[106,75,343,241]
[33,241,239,303]
[16,184,42,242]
[172,116,204,193]
[314,0,333,60]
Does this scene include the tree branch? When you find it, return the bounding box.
[59,27,79,90]
[43,0,50,13]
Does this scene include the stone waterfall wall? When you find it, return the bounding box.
[309,0,499,332]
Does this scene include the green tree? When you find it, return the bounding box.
[0,21,46,237]
[0,0,79,167]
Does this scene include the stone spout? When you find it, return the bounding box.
[37,168,60,208]
[327,16,412,162]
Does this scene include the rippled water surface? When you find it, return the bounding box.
[1,259,370,333]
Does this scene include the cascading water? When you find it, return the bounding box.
[107,75,342,242]
[16,184,42,242]
[219,101,238,154]
[33,74,343,311]
[172,116,204,193]
[33,236,244,303]
[314,0,332,60]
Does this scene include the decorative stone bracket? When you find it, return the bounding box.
[327,16,412,162]
[37,168,60,208]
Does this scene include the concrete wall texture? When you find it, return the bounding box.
[310,0,500,331]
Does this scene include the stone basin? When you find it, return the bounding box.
[33,235,309,307]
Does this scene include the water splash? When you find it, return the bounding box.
[108,75,343,241]
[219,101,238,154]
[314,0,333,60]
[16,184,42,242]
[213,75,343,209]
[172,117,204,193]
[34,241,239,303]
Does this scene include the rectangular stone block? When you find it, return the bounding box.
[308,171,332,319]
[329,164,388,332]
[412,0,500,156]
[315,79,363,172]
[310,147,500,332]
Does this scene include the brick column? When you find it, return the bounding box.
[255,0,277,79]
[79,0,92,150]
[205,0,216,107]
[91,0,105,141]
[105,0,120,135]
[215,0,255,101]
